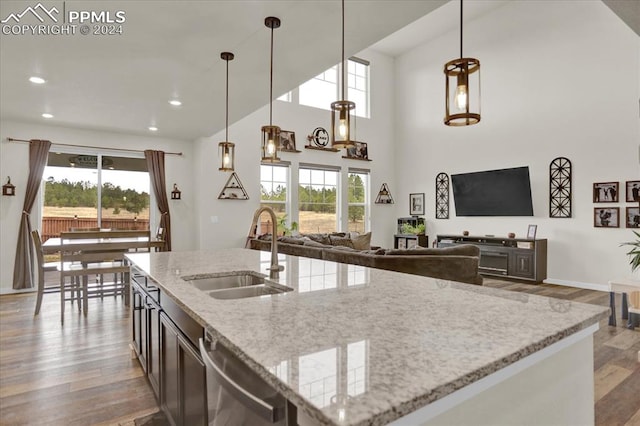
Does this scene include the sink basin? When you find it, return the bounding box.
[184,272,265,291]
[208,283,292,300]
[183,272,293,299]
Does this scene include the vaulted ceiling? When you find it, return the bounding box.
[1,0,637,142]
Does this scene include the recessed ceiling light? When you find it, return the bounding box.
[169,100,182,106]
[148,126,158,132]
[29,76,46,84]
[42,113,53,119]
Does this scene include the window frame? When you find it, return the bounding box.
[346,169,370,233]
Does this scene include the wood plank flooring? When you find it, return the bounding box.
[0,275,639,425]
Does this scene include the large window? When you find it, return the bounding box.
[298,166,339,234]
[42,152,150,240]
[292,58,370,119]
[260,164,289,234]
[347,170,369,233]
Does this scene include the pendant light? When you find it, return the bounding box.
[330,0,355,149]
[444,0,480,126]
[218,52,235,171]
[261,16,281,163]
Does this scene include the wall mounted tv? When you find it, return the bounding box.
[451,166,534,216]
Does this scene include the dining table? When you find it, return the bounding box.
[41,231,165,308]
[42,235,165,254]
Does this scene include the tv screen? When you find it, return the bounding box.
[451,166,534,216]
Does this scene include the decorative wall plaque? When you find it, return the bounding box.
[549,157,572,218]
[435,172,450,219]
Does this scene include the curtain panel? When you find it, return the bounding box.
[12,139,52,289]
[144,150,172,251]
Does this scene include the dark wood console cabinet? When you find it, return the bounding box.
[436,234,547,283]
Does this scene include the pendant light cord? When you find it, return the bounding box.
[269,24,274,126]
[459,0,463,58]
[225,58,229,141]
[341,0,346,101]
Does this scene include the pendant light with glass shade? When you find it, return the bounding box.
[444,0,480,126]
[218,52,236,171]
[330,0,355,149]
[261,16,282,163]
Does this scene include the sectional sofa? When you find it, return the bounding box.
[248,233,483,285]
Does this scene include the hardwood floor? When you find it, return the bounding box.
[0,287,158,426]
[0,276,639,425]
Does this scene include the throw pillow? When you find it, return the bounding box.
[305,233,331,245]
[301,238,329,248]
[350,232,371,250]
[278,236,305,245]
[329,235,354,248]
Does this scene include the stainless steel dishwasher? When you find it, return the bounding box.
[199,338,293,425]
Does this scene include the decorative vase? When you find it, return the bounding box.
[463,230,469,236]
[508,232,515,238]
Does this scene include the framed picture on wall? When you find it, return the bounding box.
[594,207,619,228]
[527,224,537,239]
[626,180,640,203]
[279,130,297,151]
[409,193,425,216]
[593,182,619,203]
[626,207,640,228]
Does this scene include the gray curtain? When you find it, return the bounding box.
[13,139,52,289]
[144,150,172,251]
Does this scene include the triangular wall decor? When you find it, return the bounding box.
[375,183,394,204]
[218,172,249,200]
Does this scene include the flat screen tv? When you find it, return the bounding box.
[451,166,534,216]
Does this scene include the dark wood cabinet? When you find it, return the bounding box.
[436,234,547,283]
[160,312,207,426]
[131,266,207,426]
[160,312,180,426]
[394,234,428,249]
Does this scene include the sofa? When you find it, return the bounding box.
[248,233,483,285]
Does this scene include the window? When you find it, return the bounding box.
[299,65,338,112]
[347,170,369,233]
[260,164,289,234]
[297,58,369,118]
[298,166,339,234]
[42,152,150,240]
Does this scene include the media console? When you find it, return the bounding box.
[437,234,547,283]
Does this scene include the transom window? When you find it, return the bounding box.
[283,58,370,119]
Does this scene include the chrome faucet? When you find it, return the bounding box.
[248,206,284,279]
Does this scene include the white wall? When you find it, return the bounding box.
[193,48,398,251]
[0,120,196,293]
[392,1,639,287]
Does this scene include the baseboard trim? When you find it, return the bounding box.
[0,288,36,295]
[543,278,608,292]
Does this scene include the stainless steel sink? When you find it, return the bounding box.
[182,272,293,299]
[208,283,292,300]
[183,272,265,291]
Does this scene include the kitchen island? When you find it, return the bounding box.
[126,248,608,425]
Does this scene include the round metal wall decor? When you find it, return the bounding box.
[549,156,572,218]
[435,172,450,219]
[310,127,329,147]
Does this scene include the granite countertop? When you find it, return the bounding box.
[126,248,608,426]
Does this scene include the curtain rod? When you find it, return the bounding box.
[5,137,183,156]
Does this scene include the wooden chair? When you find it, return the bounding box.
[32,230,65,315]
[59,230,151,324]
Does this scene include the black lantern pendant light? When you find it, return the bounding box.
[330,0,355,149]
[444,0,481,126]
[219,52,236,171]
[261,16,281,163]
